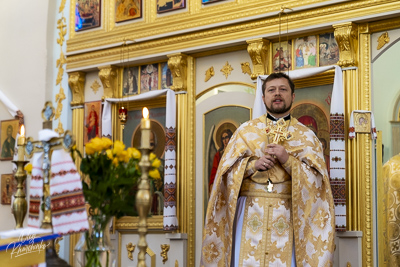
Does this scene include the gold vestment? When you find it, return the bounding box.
[201,115,335,266]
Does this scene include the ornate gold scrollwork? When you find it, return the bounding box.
[160,244,170,264]
[55,236,63,255]
[98,65,118,99]
[91,80,101,94]
[126,242,135,261]
[333,22,358,67]
[168,53,188,91]
[68,71,86,106]
[377,32,390,50]
[205,66,214,82]
[220,61,233,79]
[246,38,269,79]
[240,62,252,76]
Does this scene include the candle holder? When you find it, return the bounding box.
[136,147,151,267]
[11,160,29,229]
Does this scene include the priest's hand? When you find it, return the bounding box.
[266,144,289,164]
[255,154,276,171]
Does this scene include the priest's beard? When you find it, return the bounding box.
[265,102,292,116]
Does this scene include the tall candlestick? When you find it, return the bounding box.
[17,125,26,161]
[141,107,151,149]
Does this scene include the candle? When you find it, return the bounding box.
[17,125,26,161]
[141,107,151,149]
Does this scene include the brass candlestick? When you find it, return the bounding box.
[12,160,29,229]
[136,107,152,267]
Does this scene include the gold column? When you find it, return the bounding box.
[68,71,86,265]
[334,21,374,266]
[246,38,270,79]
[167,53,195,266]
[99,65,119,99]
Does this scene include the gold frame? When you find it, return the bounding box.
[114,96,168,230]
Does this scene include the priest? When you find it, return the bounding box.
[201,72,335,266]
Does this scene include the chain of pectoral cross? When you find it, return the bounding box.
[264,118,292,192]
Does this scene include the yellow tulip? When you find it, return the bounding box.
[24,163,33,175]
[149,153,156,161]
[101,137,113,150]
[149,169,161,180]
[113,140,126,156]
[106,149,113,160]
[117,150,129,163]
[127,147,141,159]
[112,157,119,166]
[89,137,104,153]
[85,143,96,155]
[151,158,161,168]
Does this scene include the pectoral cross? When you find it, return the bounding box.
[265,118,292,144]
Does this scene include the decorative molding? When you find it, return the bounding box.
[126,242,135,261]
[160,244,170,264]
[205,67,214,82]
[68,71,86,106]
[240,62,252,76]
[168,53,188,91]
[246,38,269,79]
[333,22,358,67]
[377,32,390,50]
[91,80,101,94]
[55,87,66,120]
[98,65,118,99]
[220,61,234,79]
[66,2,400,70]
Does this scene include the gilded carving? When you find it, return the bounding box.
[68,71,86,106]
[55,87,66,120]
[126,242,135,261]
[57,17,67,46]
[168,53,187,91]
[98,65,118,99]
[240,62,252,76]
[377,32,390,50]
[205,67,214,82]
[333,22,358,67]
[160,244,170,264]
[220,61,233,79]
[55,236,63,255]
[91,80,101,94]
[55,121,65,135]
[246,38,269,79]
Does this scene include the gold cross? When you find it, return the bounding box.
[265,118,292,144]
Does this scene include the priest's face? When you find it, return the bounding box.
[262,77,295,118]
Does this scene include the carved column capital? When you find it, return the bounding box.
[246,38,269,80]
[167,53,187,92]
[333,22,358,67]
[98,65,118,99]
[68,71,86,106]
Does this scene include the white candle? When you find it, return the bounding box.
[141,108,151,149]
[17,125,25,161]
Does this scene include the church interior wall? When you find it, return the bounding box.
[371,27,400,163]
[0,0,53,231]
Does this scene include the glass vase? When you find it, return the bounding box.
[74,215,116,267]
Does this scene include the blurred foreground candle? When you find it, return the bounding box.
[141,107,151,149]
[17,125,26,161]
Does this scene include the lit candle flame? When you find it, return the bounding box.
[20,125,25,137]
[142,107,149,119]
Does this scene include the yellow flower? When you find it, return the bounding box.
[106,149,113,160]
[149,153,156,161]
[127,147,141,159]
[112,157,119,166]
[151,158,161,168]
[24,163,33,175]
[117,150,130,163]
[101,137,113,150]
[113,140,126,156]
[89,137,104,153]
[149,169,161,180]
[85,143,96,155]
